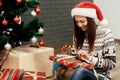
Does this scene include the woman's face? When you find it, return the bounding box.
[74,15,88,31]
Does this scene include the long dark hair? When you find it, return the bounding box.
[73,17,97,53]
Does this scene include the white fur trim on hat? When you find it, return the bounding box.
[71,8,108,26]
[71,8,97,19]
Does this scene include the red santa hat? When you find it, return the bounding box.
[71,1,108,26]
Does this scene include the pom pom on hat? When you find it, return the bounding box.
[99,18,108,26]
[71,1,108,26]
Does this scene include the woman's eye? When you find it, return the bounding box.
[76,21,85,24]
[80,20,85,23]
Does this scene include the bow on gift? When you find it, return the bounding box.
[24,72,46,80]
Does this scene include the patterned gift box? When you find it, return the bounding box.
[0,68,46,80]
[22,71,46,80]
[0,68,24,80]
[49,54,93,69]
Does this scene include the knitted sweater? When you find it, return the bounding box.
[74,26,116,79]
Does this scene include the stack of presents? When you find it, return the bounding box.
[49,44,94,80]
[0,45,54,80]
[0,44,93,80]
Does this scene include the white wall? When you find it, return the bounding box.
[94,0,120,39]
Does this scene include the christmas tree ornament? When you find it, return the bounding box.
[7,28,13,32]
[13,16,20,24]
[0,11,4,16]
[35,6,41,14]
[4,43,11,50]
[26,0,29,2]
[19,41,22,45]
[31,36,37,44]
[0,2,2,8]
[6,31,10,35]
[2,31,7,34]
[0,0,43,51]
[39,39,45,47]
[38,27,44,34]
[2,19,8,26]
[16,0,22,4]
[18,16,21,24]
[31,10,37,17]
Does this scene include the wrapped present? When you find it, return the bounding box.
[22,71,46,80]
[2,45,54,77]
[49,54,93,69]
[0,68,46,80]
[0,68,24,80]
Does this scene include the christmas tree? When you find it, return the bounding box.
[0,0,44,51]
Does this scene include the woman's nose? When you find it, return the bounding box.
[78,22,82,27]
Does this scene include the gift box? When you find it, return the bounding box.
[2,45,54,77]
[22,71,46,80]
[0,68,46,80]
[50,54,93,69]
[0,68,24,80]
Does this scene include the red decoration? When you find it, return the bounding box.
[2,19,8,26]
[35,6,41,14]
[0,2,2,8]
[13,16,20,24]
[16,0,22,4]
[39,40,45,47]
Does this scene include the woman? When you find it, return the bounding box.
[70,1,116,80]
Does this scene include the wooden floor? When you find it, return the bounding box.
[47,41,120,80]
[110,43,120,80]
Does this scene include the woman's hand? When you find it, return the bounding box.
[77,50,90,62]
[77,50,94,69]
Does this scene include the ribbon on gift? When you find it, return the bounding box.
[24,72,46,80]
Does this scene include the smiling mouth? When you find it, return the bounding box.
[80,27,86,31]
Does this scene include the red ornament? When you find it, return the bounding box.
[0,2,2,8]
[13,16,20,24]
[39,40,45,47]
[2,19,8,26]
[35,6,41,14]
[16,0,22,4]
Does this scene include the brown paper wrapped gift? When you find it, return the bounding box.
[2,45,54,77]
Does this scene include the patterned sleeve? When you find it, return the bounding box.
[90,29,116,71]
